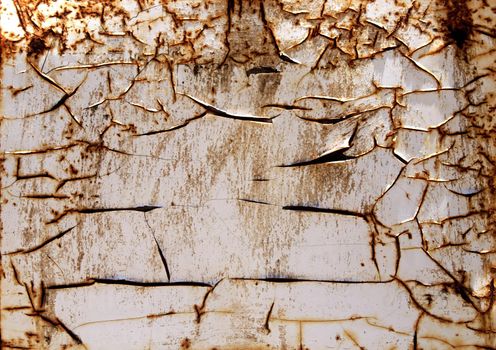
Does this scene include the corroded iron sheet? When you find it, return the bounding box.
[1,0,495,349]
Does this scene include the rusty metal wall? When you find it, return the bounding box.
[1,0,495,349]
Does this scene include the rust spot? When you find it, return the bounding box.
[27,37,48,57]
[180,338,191,349]
[443,0,473,48]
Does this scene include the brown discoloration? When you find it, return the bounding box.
[443,0,474,49]
[180,337,191,349]
[1,0,495,348]
[27,36,47,57]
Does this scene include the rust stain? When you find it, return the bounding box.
[1,0,495,348]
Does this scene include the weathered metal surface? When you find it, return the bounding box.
[0,0,495,348]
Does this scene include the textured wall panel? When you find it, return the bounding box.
[1,0,495,349]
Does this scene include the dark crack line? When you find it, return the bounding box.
[282,206,365,218]
[144,213,171,282]
[264,301,275,334]
[246,66,279,76]
[445,186,484,198]
[294,106,391,125]
[179,93,273,123]
[262,103,312,111]
[6,225,78,255]
[237,198,273,206]
[366,215,382,279]
[52,317,84,345]
[412,312,423,350]
[195,279,224,323]
[232,277,393,284]
[46,279,212,290]
[45,205,162,224]
[278,123,359,167]
[134,112,207,136]
[278,148,355,167]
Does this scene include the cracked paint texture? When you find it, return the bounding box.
[0,0,495,349]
